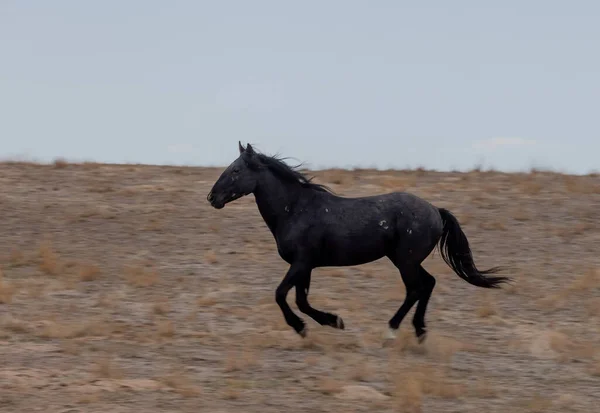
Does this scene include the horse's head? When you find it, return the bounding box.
[207,142,260,209]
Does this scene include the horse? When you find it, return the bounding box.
[207,142,510,342]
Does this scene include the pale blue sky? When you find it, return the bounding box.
[1,1,598,174]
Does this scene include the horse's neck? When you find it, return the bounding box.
[253,174,301,236]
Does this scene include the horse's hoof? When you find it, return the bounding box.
[417,329,428,344]
[383,327,397,341]
[336,316,345,330]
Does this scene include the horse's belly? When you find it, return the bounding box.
[320,238,387,266]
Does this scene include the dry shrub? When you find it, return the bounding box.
[563,175,598,194]
[123,264,159,287]
[537,293,566,312]
[321,268,347,278]
[586,298,600,317]
[197,294,218,307]
[520,179,543,195]
[479,220,507,231]
[1,316,30,334]
[93,355,124,379]
[223,348,260,372]
[348,360,373,382]
[524,393,553,412]
[79,263,101,281]
[392,375,423,412]
[160,373,202,397]
[476,295,498,318]
[0,268,16,304]
[380,175,416,190]
[470,378,497,398]
[156,319,175,338]
[204,250,218,264]
[152,298,170,315]
[77,393,101,405]
[424,333,464,363]
[568,268,600,292]
[319,377,344,395]
[512,208,531,221]
[320,169,350,186]
[39,241,60,275]
[545,331,594,362]
[391,362,464,409]
[39,319,115,339]
[589,360,600,377]
[53,158,69,169]
[8,249,27,267]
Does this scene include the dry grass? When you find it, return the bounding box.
[8,248,28,267]
[53,158,69,169]
[476,294,498,318]
[78,262,101,281]
[123,264,159,287]
[156,319,175,338]
[1,163,599,413]
[223,348,260,373]
[0,268,16,304]
[38,241,60,275]
[318,377,344,395]
[159,373,202,397]
[93,355,124,379]
[204,249,218,264]
[38,319,115,339]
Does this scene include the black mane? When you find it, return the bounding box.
[251,151,333,193]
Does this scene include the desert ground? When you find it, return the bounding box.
[0,159,599,412]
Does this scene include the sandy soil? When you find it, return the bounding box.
[0,160,599,413]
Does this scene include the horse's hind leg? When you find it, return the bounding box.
[295,271,344,330]
[412,266,436,342]
[386,260,421,337]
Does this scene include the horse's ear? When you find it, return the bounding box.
[246,143,255,155]
[238,141,245,154]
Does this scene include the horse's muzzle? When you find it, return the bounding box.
[207,191,224,209]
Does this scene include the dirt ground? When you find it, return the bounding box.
[0,160,598,412]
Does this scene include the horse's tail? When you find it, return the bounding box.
[437,208,510,288]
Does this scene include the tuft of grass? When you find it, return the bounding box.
[477,294,498,318]
[78,263,101,281]
[38,319,116,339]
[93,355,124,379]
[223,348,260,373]
[152,298,170,315]
[204,249,218,264]
[53,158,69,169]
[0,268,16,304]
[8,249,28,267]
[156,319,175,338]
[160,373,202,397]
[123,264,159,287]
[392,374,423,412]
[568,268,600,292]
[524,393,553,412]
[1,316,30,334]
[319,377,344,395]
[38,241,60,275]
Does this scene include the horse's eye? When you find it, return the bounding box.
[233,168,240,174]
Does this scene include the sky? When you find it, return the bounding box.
[1,1,599,174]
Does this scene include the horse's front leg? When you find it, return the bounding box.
[275,263,309,337]
[295,270,345,330]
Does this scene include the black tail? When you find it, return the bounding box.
[437,208,510,288]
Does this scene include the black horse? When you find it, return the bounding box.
[208,142,509,342]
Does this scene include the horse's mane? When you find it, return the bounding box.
[248,150,333,193]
